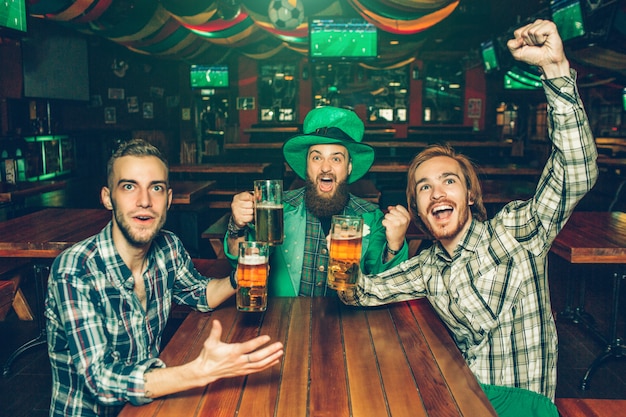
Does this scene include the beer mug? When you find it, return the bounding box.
[236,241,269,312]
[327,215,363,291]
[254,179,284,245]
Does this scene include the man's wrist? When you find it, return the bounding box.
[227,216,247,239]
[386,244,401,256]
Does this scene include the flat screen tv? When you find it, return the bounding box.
[480,40,500,73]
[504,66,543,90]
[0,0,27,34]
[190,65,229,88]
[22,21,90,101]
[550,0,586,42]
[309,17,378,60]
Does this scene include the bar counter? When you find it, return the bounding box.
[119,297,496,417]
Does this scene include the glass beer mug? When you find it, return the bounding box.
[327,215,363,291]
[253,179,284,245]
[236,241,269,312]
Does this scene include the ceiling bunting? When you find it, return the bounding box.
[351,0,451,19]
[81,0,159,38]
[128,36,214,60]
[40,0,98,21]
[27,0,81,17]
[116,20,189,52]
[380,0,456,10]
[348,0,459,34]
[72,0,114,24]
[159,0,219,25]
[238,41,289,60]
[106,4,172,43]
[181,12,262,45]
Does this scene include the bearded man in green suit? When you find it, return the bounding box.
[225,106,411,296]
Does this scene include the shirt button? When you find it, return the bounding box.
[318,265,325,272]
[316,281,324,287]
[321,248,327,255]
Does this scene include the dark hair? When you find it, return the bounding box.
[406,144,487,235]
[106,139,169,189]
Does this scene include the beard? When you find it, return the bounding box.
[422,200,470,242]
[304,178,350,218]
[110,199,165,247]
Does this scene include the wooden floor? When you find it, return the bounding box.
[0,179,625,415]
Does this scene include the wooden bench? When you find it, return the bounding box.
[0,258,34,321]
[555,398,626,417]
[201,213,231,258]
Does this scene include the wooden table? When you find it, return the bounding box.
[555,398,626,417]
[119,297,496,417]
[0,208,110,258]
[0,180,67,203]
[550,211,626,390]
[0,208,111,375]
[170,180,215,205]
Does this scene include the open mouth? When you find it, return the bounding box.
[431,204,453,220]
[318,176,335,193]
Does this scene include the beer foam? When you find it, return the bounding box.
[239,254,267,265]
[256,202,283,209]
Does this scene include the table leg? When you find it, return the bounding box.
[579,270,626,390]
[2,263,50,377]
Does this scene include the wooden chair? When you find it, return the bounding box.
[0,258,34,321]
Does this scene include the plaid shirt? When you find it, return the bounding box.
[45,222,212,417]
[283,188,380,296]
[340,72,598,399]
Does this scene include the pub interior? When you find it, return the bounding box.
[1,0,626,416]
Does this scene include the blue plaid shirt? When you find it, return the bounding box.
[45,222,212,417]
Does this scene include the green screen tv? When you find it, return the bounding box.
[309,17,378,60]
[551,0,586,42]
[0,0,27,34]
[190,65,229,89]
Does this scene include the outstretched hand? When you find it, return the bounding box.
[195,320,284,385]
[507,19,570,79]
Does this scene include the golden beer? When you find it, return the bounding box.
[328,236,362,290]
[236,253,268,311]
[255,203,284,245]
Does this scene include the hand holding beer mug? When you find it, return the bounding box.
[254,180,284,245]
[236,241,269,312]
[327,215,363,291]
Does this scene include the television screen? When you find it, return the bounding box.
[480,40,500,73]
[504,66,543,90]
[550,0,586,42]
[309,17,377,60]
[22,22,90,101]
[0,0,27,33]
[190,65,229,88]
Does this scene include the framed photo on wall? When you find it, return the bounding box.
[143,102,154,119]
[104,107,116,124]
